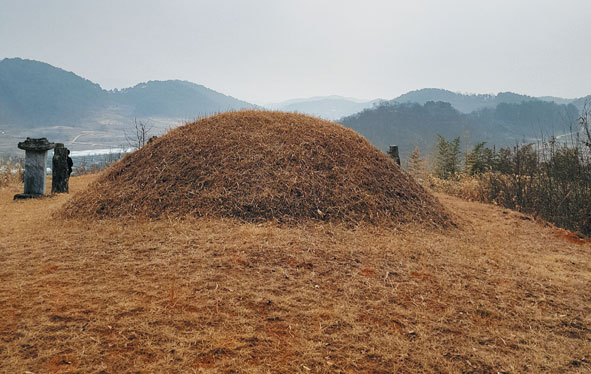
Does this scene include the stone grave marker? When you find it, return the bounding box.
[14,137,55,199]
[388,145,401,166]
[52,143,71,193]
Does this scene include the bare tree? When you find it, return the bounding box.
[125,118,153,149]
[580,98,591,150]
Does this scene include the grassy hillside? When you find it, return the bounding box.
[1,175,589,373]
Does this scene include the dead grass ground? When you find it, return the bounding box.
[1,175,590,373]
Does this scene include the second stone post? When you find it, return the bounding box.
[52,143,71,193]
[388,145,401,166]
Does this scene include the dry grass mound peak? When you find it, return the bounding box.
[62,111,452,226]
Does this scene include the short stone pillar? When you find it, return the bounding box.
[14,137,55,199]
[388,145,401,166]
[52,143,70,193]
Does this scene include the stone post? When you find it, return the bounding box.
[14,137,55,199]
[388,145,401,166]
[52,143,70,193]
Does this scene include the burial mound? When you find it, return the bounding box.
[62,111,452,226]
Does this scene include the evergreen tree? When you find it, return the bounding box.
[465,142,495,175]
[406,145,427,184]
[434,135,461,179]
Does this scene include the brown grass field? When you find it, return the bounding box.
[1,175,590,373]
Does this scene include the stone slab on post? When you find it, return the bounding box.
[388,145,401,166]
[52,143,69,193]
[14,137,55,199]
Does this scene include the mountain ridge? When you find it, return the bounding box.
[1,58,589,156]
[390,88,589,114]
[0,58,255,128]
[266,96,382,120]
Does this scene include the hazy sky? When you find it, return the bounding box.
[1,0,590,103]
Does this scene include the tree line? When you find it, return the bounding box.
[411,100,591,236]
[341,99,579,162]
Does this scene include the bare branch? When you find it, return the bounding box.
[125,118,153,149]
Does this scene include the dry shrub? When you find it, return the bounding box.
[456,175,488,201]
[61,111,452,227]
[428,175,472,199]
[434,135,591,236]
[429,173,505,203]
[74,159,107,176]
[0,158,22,188]
[432,165,591,236]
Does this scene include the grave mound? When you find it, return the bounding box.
[61,111,452,226]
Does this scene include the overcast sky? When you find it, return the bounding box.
[1,0,590,103]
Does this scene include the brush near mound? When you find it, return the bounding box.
[61,111,452,226]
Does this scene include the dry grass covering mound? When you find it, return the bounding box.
[62,111,451,226]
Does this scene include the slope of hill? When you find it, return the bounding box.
[392,88,540,114]
[571,95,591,112]
[113,80,255,118]
[340,100,579,159]
[391,88,591,114]
[0,58,109,127]
[1,175,589,373]
[270,90,588,121]
[267,96,380,120]
[0,58,255,128]
[341,101,469,157]
[471,100,580,137]
[2,58,588,157]
[0,58,256,154]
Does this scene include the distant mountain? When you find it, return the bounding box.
[538,96,574,106]
[114,80,254,118]
[268,90,588,122]
[340,100,580,160]
[0,58,255,128]
[391,88,536,113]
[390,88,591,114]
[2,58,589,157]
[571,95,591,112]
[0,58,109,127]
[267,96,381,120]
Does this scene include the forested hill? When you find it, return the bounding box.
[0,58,109,127]
[113,80,254,118]
[0,58,255,128]
[340,100,580,159]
